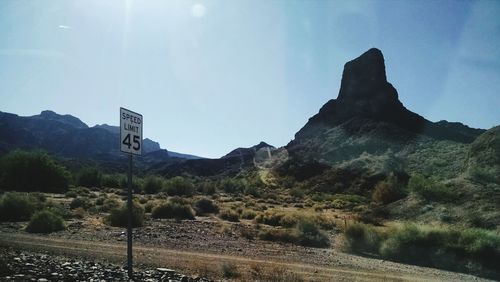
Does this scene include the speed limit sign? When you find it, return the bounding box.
[120,107,142,156]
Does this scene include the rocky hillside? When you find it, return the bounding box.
[0,110,200,167]
[287,48,484,166]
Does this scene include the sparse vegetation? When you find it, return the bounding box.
[26,210,65,233]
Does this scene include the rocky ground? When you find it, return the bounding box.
[0,247,211,282]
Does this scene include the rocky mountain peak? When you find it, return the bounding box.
[337,48,398,106]
[36,110,88,129]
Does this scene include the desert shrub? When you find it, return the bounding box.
[143,175,164,194]
[0,151,70,193]
[69,197,92,210]
[163,176,194,196]
[221,262,240,278]
[372,175,404,204]
[144,200,158,213]
[26,210,65,233]
[344,222,385,253]
[250,264,304,282]
[258,228,296,244]
[199,180,216,195]
[95,195,106,206]
[255,211,285,226]
[72,207,86,219]
[102,174,123,188]
[76,167,102,188]
[290,187,305,199]
[65,190,78,198]
[151,201,195,220]
[295,219,330,248]
[241,209,257,220]
[218,209,240,222]
[100,198,120,212]
[106,202,144,227]
[344,223,500,279]
[244,185,260,197]
[330,194,366,209]
[258,219,330,248]
[469,166,500,185]
[194,198,219,215]
[407,175,456,202]
[0,192,39,221]
[219,178,246,194]
[119,177,143,193]
[280,214,298,228]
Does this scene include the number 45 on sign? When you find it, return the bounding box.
[120,107,143,156]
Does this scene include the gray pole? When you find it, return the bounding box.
[127,154,133,278]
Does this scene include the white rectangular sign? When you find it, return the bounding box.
[120,107,143,156]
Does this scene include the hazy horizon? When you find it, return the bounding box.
[1,0,499,158]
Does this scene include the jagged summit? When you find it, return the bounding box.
[288,48,484,159]
[338,48,392,103]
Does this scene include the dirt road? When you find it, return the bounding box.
[0,233,488,281]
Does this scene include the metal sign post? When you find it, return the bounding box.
[120,107,143,279]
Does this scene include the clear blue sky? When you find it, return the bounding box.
[1,0,499,158]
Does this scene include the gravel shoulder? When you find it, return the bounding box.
[0,222,491,282]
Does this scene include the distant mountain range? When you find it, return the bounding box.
[0,110,201,168]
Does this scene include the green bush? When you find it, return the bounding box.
[218,209,240,222]
[407,175,456,202]
[469,166,500,185]
[143,175,164,194]
[219,178,246,194]
[199,180,217,195]
[26,210,65,233]
[151,201,195,220]
[0,192,40,221]
[163,177,194,196]
[344,223,500,279]
[194,198,219,215]
[0,151,70,193]
[102,174,123,188]
[106,202,144,227]
[76,167,102,188]
[344,222,384,253]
